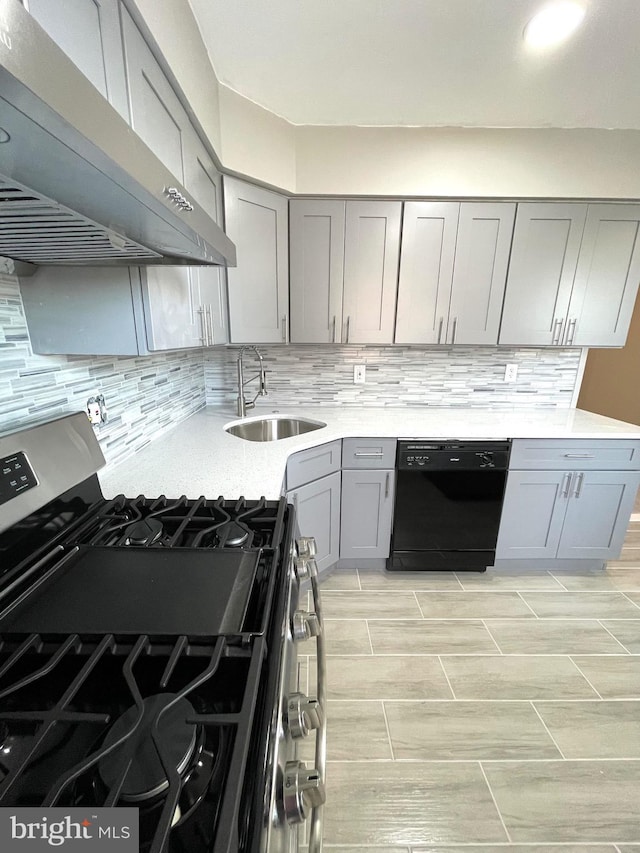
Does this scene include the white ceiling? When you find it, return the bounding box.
[187,0,640,129]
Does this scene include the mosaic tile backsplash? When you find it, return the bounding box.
[205,345,582,411]
[1,273,582,472]
[0,276,205,469]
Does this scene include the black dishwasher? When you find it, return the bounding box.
[389,440,511,572]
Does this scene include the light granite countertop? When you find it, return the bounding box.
[98,404,640,500]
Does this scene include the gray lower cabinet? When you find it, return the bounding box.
[287,472,341,573]
[25,0,129,120]
[340,469,395,560]
[496,469,640,561]
[224,177,289,344]
[395,201,515,345]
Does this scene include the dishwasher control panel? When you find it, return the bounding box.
[398,441,511,471]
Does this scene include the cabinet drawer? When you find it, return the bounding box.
[286,440,342,489]
[509,439,640,471]
[342,438,397,469]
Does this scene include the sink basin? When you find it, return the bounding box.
[224,415,327,442]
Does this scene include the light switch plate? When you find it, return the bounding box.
[354,364,366,384]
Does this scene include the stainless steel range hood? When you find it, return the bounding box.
[0,0,236,268]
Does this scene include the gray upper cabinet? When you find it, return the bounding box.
[224,177,289,344]
[289,200,345,343]
[342,201,402,344]
[141,267,202,351]
[565,204,640,347]
[499,202,640,347]
[20,264,203,355]
[21,266,148,356]
[121,6,189,181]
[395,202,515,345]
[395,202,459,344]
[185,137,229,345]
[26,0,129,120]
[499,203,588,346]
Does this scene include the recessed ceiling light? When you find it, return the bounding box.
[523,1,586,49]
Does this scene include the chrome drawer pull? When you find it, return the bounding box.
[564,454,594,459]
[354,451,384,458]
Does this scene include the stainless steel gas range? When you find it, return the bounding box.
[0,412,326,853]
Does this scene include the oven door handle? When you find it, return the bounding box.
[308,562,327,853]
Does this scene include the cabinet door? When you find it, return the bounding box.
[287,472,341,574]
[185,137,229,345]
[557,471,640,559]
[224,177,289,344]
[395,202,459,344]
[566,204,640,347]
[20,265,147,356]
[289,200,345,343]
[26,0,129,119]
[141,266,201,351]
[121,6,188,181]
[499,203,587,345]
[342,201,402,344]
[340,469,395,560]
[449,202,516,345]
[495,470,569,559]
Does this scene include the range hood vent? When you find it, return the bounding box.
[0,180,162,264]
[0,0,236,268]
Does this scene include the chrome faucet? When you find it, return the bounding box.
[236,346,267,417]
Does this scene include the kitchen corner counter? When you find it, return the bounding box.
[98,405,640,500]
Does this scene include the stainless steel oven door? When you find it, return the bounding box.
[262,537,326,853]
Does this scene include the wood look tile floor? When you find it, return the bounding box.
[299,499,640,852]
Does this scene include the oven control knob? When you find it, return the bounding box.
[294,555,318,582]
[283,760,326,824]
[297,536,317,559]
[292,609,320,641]
[287,692,323,739]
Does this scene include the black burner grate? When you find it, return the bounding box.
[0,633,267,853]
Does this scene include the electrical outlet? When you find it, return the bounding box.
[353,364,366,384]
[87,393,108,425]
[504,364,518,383]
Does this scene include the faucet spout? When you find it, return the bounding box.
[237,346,268,417]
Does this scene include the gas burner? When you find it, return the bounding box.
[123,517,164,547]
[99,694,197,802]
[216,520,250,548]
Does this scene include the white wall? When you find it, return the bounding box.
[219,87,297,192]
[295,126,640,198]
[133,2,640,200]
[132,0,223,155]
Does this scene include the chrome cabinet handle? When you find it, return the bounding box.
[345,315,351,344]
[197,305,207,345]
[332,315,336,343]
[451,316,458,345]
[308,554,326,853]
[385,472,390,498]
[552,318,563,345]
[561,472,572,498]
[437,316,444,344]
[566,317,577,345]
[206,304,214,345]
[281,314,288,343]
[564,453,594,459]
[354,451,384,458]
[573,472,584,499]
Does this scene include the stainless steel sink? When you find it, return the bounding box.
[224,415,327,442]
